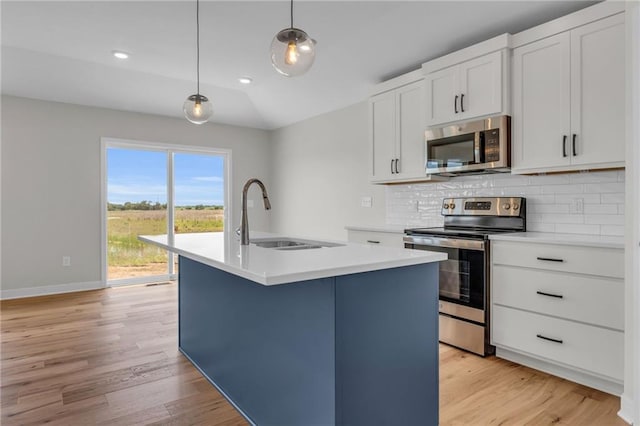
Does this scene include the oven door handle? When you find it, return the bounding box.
[403,235,485,251]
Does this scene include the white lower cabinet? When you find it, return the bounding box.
[346,229,405,248]
[491,240,624,395]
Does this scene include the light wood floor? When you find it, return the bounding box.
[1,283,626,425]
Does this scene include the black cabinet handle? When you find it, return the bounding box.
[460,94,465,112]
[536,290,564,299]
[454,95,459,114]
[395,158,399,174]
[390,159,395,174]
[366,240,381,244]
[572,134,577,156]
[536,256,564,263]
[562,135,567,157]
[537,334,563,344]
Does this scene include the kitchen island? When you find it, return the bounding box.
[140,232,446,426]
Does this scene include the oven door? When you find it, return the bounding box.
[404,235,486,312]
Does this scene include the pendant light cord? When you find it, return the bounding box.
[290,0,293,29]
[196,0,201,95]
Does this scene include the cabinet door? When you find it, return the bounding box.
[396,81,426,178]
[512,32,571,172]
[425,66,458,126]
[458,51,503,120]
[570,14,625,167]
[370,92,396,180]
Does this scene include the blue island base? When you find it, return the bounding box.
[179,256,439,426]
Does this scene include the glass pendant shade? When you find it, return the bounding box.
[183,94,213,124]
[270,28,316,77]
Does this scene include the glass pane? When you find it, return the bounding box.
[173,152,225,273]
[107,148,168,280]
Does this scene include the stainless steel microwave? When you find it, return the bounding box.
[425,115,511,176]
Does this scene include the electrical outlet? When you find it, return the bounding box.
[62,256,71,267]
[571,198,584,214]
[361,196,372,208]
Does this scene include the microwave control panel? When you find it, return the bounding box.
[483,129,501,162]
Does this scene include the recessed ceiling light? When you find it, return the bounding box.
[238,77,253,85]
[112,50,129,59]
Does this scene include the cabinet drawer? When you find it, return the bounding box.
[492,241,623,278]
[347,230,405,248]
[492,305,623,381]
[492,265,624,330]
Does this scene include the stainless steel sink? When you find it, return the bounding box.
[251,238,344,250]
[252,240,308,248]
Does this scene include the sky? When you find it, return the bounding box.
[107,148,225,206]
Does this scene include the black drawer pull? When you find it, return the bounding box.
[536,291,563,299]
[366,240,381,244]
[536,256,564,263]
[537,334,563,344]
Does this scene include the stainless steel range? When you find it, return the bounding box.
[404,197,526,356]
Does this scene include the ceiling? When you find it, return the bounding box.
[1,1,597,130]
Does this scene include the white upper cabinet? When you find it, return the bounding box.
[570,15,626,167]
[512,13,625,174]
[425,50,505,126]
[370,77,427,183]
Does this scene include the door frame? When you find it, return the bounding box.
[100,137,232,287]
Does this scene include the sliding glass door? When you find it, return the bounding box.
[102,139,229,286]
[172,152,226,273]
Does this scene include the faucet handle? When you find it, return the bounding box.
[235,227,241,237]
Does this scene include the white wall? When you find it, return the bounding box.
[387,171,625,235]
[269,102,386,241]
[1,95,271,293]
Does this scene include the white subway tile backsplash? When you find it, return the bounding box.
[527,223,556,233]
[601,193,625,204]
[555,224,601,235]
[386,170,626,237]
[601,225,625,236]
[562,193,601,204]
[541,184,585,194]
[585,183,625,193]
[569,171,619,183]
[584,204,618,215]
[528,174,571,185]
[529,204,570,214]
[584,214,625,225]
[541,214,584,224]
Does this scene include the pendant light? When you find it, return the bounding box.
[270,0,316,77]
[183,0,213,124]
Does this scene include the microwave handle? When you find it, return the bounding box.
[474,131,485,164]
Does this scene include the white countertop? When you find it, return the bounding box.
[345,225,407,234]
[489,232,625,249]
[140,232,446,286]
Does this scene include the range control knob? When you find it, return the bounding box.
[443,203,450,209]
[513,203,520,210]
[502,203,511,210]
[449,203,456,209]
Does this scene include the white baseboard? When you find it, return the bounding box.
[0,280,105,300]
[496,347,624,396]
[618,393,635,425]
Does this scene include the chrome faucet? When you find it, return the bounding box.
[241,178,271,245]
